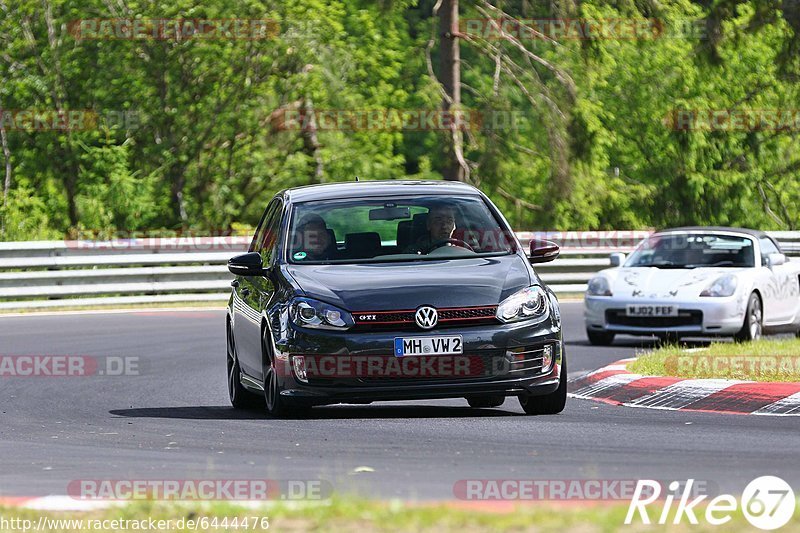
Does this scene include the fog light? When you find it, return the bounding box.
[292,355,307,382]
[541,345,553,373]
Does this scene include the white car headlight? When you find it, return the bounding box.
[289,298,353,330]
[496,286,550,324]
[587,276,612,296]
[700,275,738,297]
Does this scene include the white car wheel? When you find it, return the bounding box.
[735,293,762,342]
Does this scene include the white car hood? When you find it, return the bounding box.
[606,267,747,299]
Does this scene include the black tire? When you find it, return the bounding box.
[734,292,763,342]
[586,329,615,346]
[519,355,567,415]
[466,394,505,408]
[262,328,308,418]
[227,321,263,409]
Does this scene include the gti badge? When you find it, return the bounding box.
[415,306,438,329]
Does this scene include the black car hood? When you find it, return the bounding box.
[284,254,532,311]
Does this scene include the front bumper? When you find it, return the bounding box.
[271,314,563,406]
[584,294,748,336]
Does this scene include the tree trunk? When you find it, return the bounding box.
[53,142,80,231]
[169,165,188,226]
[300,97,324,183]
[439,0,465,182]
[0,121,10,236]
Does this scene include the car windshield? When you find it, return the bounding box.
[625,233,756,268]
[287,195,516,264]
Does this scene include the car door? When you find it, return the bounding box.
[758,237,797,324]
[233,198,282,380]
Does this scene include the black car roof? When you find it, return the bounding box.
[281,180,481,203]
[656,226,771,239]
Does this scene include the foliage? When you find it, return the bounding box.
[1,0,798,240]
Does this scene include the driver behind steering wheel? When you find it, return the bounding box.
[403,203,470,254]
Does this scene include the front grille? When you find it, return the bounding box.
[352,305,498,331]
[440,307,497,320]
[606,309,703,328]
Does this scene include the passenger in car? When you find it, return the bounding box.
[293,214,339,261]
[402,203,457,254]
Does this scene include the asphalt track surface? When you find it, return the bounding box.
[1,302,798,499]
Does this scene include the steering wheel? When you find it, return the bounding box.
[428,238,475,252]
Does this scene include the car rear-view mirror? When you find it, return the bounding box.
[228,252,264,276]
[766,253,786,267]
[369,206,411,221]
[528,240,560,264]
[609,252,626,267]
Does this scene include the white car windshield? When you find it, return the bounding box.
[287,195,517,264]
[625,233,756,268]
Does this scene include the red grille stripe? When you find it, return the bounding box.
[353,305,498,325]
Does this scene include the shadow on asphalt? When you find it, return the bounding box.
[567,337,714,349]
[109,406,267,420]
[109,404,521,420]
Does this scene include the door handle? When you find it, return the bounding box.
[231,280,239,288]
[241,288,251,297]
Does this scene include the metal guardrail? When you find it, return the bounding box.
[0,231,798,309]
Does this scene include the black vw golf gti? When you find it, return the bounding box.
[226,181,565,417]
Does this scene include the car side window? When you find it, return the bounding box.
[759,237,780,266]
[249,208,269,253]
[256,199,284,266]
[249,199,280,252]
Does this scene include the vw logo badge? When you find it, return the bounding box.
[415,306,438,329]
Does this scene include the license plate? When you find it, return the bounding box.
[625,304,678,317]
[394,336,463,357]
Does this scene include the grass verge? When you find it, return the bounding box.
[628,337,800,382]
[2,498,798,532]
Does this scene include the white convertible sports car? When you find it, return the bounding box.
[584,227,800,345]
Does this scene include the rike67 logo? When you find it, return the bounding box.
[626,476,795,530]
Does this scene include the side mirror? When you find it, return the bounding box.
[766,253,786,267]
[609,252,626,267]
[528,240,560,264]
[228,252,264,276]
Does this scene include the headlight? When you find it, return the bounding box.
[700,275,738,297]
[289,298,353,330]
[549,291,561,329]
[587,277,612,296]
[496,286,549,324]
